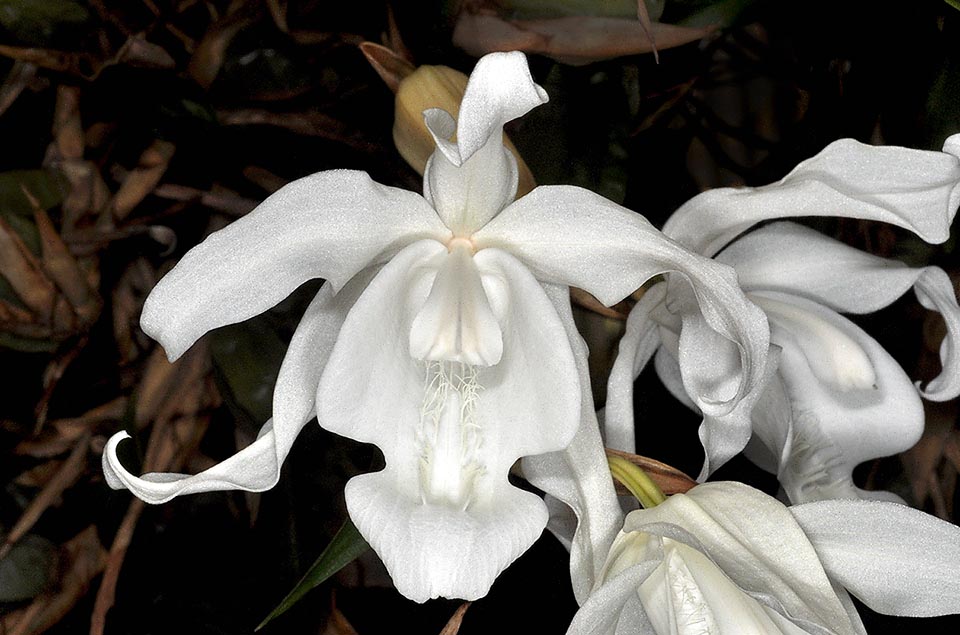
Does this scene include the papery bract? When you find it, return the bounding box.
[103,51,768,602]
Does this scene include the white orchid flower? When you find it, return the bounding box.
[606,135,960,501]
[567,481,960,635]
[102,51,768,602]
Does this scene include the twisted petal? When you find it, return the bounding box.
[625,482,858,635]
[316,242,580,601]
[141,170,448,360]
[791,499,960,617]
[719,222,960,400]
[665,134,960,256]
[423,51,548,234]
[604,284,666,453]
[103,274,369,503]
[475,186,770,457]
[522,283,624,605]
[749,291,923,503]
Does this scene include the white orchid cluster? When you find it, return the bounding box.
[102,52,960,632]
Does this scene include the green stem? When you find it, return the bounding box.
[608,455,667,508]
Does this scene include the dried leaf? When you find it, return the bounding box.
[452,11,713,66]
[47,86,83,163]
[108,139,176,222]
[359,41,415,94]
[26,188,101,325]
[115,33,176,69]
[187,4,258,88]
[439,602,472,635]
[0,60,38,118]
[0,435,90,561]
[321,593,359,635]
[570,287,628,320]
[216,108,379,153]
[0,215,57,315]
[152,183,259,216]
[15,398,126,458]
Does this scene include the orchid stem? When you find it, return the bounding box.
[607,456,667,508]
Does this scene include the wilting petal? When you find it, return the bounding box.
[665,134,960,257]
[718,222,960,399]
[141,170,448,360]
[604,284,666,453]
[522,283,624,604]
[791,499,960,617]
[423,51,547,235]
[751,291,923,503]
[625,482,858,635]
[103,274,369,503]
[317,242,580,601]
[475,185,769,428]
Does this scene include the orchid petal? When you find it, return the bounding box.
[646,301,778,479]
[471,250,581,459]
[422,51,547,235]
[913,266,960,400]
[718,222,924,313]
[665,134,960,256]
[141,170,448,360]
[791,499,960,617]
[522,283,624,605]
[475,185,770,429]
[103,274,368,503]
[625,482,857,635]
[409,242,503,366]
[565,561,660,635]
[718,222,960,400]
[604,284,666,453]
[750,291,923,503]
[674,297,778,479]
[316,241,580,601]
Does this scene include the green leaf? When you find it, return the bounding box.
[0,534,56,602]
[0,0,90,47]
[0,332,59,352]
[0,169,67,218]
[499,0,662,19]
[945,0,960,11]
[676,0,758,28]
[210,318,286,424]
[256,518,369,631]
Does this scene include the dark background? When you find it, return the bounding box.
[1,1,958,633]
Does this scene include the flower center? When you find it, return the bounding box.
[446,236,476,253]
[416,360,485,510]
[409,241,503,366]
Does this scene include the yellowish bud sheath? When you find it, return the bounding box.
[393,65,536,197]
[608,455,667,508]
